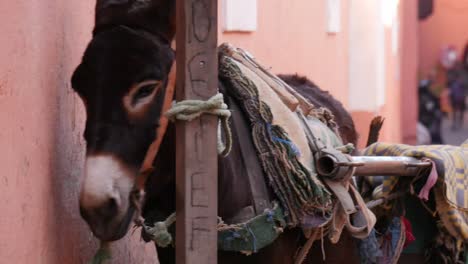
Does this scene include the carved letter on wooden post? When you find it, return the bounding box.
[175,0,218,263]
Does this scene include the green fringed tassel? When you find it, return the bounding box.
[89,242,111,264]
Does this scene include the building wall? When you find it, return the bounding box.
[218,0,350,105]
[347,0,396,147]
[218,0,415,147]
[419,0,468,77]
[400,0,419,145]
[348,0,419,146]
[0,1,156,263]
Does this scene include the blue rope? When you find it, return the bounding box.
[266,124,301,157]
[390,217,401,251]
[245,225,258,253]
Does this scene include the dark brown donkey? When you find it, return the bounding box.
[72,0,360,263]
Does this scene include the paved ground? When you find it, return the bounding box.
[441,111,468,145]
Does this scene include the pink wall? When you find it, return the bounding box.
[419,0,468,77]
[400,0,419,144]
[380,27,402,144]
[354,0,419,147]
[219,0,418,147]
[350,26,403,148]
[0,1,156,263]
[218,0,350,105]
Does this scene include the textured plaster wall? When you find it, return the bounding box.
[348,0,418,147]
[218,0,418,147]
[400,0,419,145]
[0,1,156,263]
[218,0,350,105]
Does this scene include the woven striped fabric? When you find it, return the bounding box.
[218,45,338,226]
[363,142,468,240]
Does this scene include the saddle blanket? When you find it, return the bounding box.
[363,141,468,241]
[219,42,375,247]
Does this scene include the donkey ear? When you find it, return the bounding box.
[95,0,176,42]
[150,0,176,41]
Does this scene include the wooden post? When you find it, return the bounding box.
[175,0,218,263]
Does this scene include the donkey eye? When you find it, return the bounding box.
[124,80,162,116]
[132,80,161,104]
[135,85,155,99]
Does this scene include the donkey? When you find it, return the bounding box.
[72,0,360,263]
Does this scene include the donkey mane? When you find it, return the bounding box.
[279,74,358,146]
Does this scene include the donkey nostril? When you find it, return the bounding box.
[104,197,119,217]
[92,196,120,220]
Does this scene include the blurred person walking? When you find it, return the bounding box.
[418,76,444,144]
[447,63,467,130]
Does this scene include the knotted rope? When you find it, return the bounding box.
[90,214,177,263]
[165,93,232,156]
[143,213,176,248]
[89,214,176,262]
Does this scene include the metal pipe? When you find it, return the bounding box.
[352,156,431,177]
[316,154,432,178]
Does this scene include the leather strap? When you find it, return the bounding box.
[295,102,376,243]
[324,179,356,215]
[229,96,271,214]
[345,184,376,239]
[135,62,177,191]
[328,183,376,243]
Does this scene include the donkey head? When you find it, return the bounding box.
[72,0,175,241]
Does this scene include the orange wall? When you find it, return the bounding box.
[400,0,419,145]
[0,1,156,263]
[380,27,402,145]
[219,0,418,147]
[218,0,350,105]
[350,26,402,148]
[419,0,468,77]
[351,0,419,147]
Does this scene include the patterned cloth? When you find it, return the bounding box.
[218,44,335,226]
[359,217,409,264]
[359,229,383,264]
[363,142,468,241]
